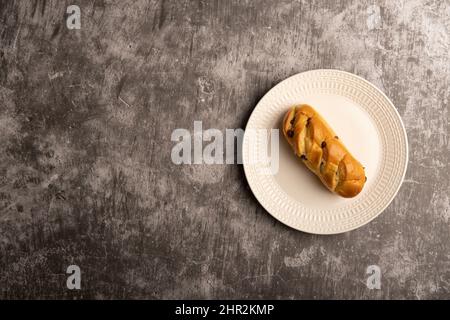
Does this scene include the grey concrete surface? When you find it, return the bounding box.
[0,0,449,299]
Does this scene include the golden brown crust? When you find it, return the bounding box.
[282,104,366,198]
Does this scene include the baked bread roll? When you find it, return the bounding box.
[282,104,366,198]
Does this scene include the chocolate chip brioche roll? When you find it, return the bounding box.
[282,104,366,198]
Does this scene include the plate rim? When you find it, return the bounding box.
[242,69,409,235]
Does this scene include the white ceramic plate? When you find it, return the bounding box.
[242,69,408,234]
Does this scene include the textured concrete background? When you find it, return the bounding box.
[0,0,449,299]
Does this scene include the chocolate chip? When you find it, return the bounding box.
[321,141,326,148]
[365,176,367,182]
[290,118,295,125]
[287,130,294,137]
[334,136,339,139]
[300,154,307,160]
[306,118,311,127]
